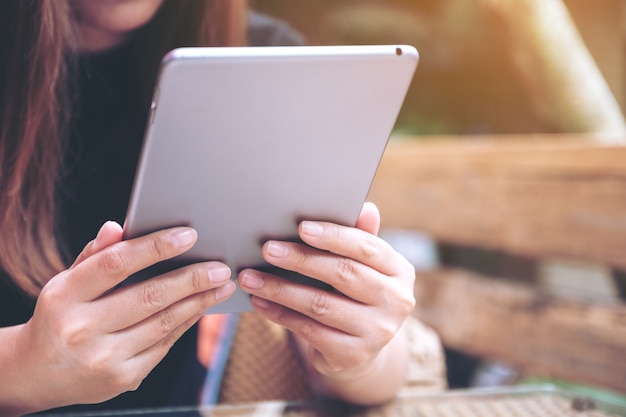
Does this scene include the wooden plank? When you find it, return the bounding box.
[412,268,626,392]
[368,136,626,270]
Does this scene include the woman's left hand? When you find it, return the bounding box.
[238,202,416,402]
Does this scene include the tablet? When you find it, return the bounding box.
[122,45,419,314]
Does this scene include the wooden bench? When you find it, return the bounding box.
[367,134,626,393]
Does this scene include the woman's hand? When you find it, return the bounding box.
[238,202,416,404]
[1,221,235,415]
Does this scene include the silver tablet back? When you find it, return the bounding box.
[123,45,419,314]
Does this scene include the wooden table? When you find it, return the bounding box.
[367,134,626,393]
[38,385,626,416]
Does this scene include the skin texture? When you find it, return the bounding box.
[240,202,415,404]
[0,223,237,415]
[0,205,414,415]
[0,2,416,414]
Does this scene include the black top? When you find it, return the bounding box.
[0,12,303,414]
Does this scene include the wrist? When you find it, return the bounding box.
[295,328,410,405]
[0,324,42,416]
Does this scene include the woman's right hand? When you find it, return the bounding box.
[0,221,235,415]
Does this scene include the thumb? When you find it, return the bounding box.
[355,202,381,236]
[70,221,123,268]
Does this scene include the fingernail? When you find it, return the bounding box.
[215,281,236,301]
[241,271,264,290]
[267,241,289,258]
[95,221,112,243]
[208,265,231,284]
[301,221,323,236]
[172,228,197,248]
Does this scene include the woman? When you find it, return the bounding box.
[0,1,430,415]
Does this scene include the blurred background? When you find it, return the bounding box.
[250,0,626,398]
[252,0,625,136]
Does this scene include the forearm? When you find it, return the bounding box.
[295,325,410,405]
[496,0,625,136]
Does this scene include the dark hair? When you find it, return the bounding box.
[0,0,246,295]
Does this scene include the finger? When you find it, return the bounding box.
[297,221,404,278]
[246,295,369,372]
[118,313,206,391]
[239,269,368,335]
[98,262,234,332]
[69,227,198,301]
[71,221,123,268]
[355,202,380,235]
[266,242,394,306]
[116,279,236,358]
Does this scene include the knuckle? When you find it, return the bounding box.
[107,372,141,395]
[81,346,145,397]
[357,238,381,261]
[289,253,304,271]
[326,349,364,372]
[84,347,116,377]
[376,320,399,344]
[147,331,186,365]
[345,350,369,370]
[197,290,213,310]
[312,350,341,373]
[159,329,180,352]
[153,308,176,337]
[405,293,417,313]
[141,281,168,311]
[298,318,317,340]
[59,320,90,349]
[297,318,323,345]
[126,377,143,393]
[357,349,376,369]
[289,244,310,269]
[335,257,357,285]
[268,278,287,299]
[308,291,330,317]
[269,302,287,323]
[326,358,348,373]
[99,247,131,276]
[38,278,64,306]
[147,236,172,260]
[188,267,205,293]
[397,289,416,314]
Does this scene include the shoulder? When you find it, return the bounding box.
[247,10,305,46]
